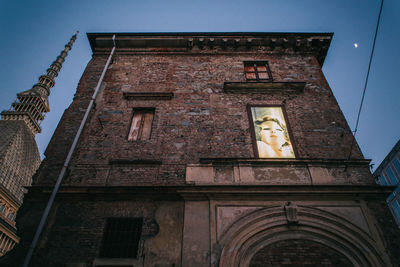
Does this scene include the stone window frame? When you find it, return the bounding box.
[99,217,143,259]
[244,61,273,82]
[127,108,155,141]
[247,104,298,159]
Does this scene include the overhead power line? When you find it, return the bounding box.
[347,0,384,160]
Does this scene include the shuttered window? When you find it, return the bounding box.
[128,109,154,141]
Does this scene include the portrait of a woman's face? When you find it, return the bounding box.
[251,107,295,158]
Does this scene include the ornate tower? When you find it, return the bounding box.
[0,32,77,256]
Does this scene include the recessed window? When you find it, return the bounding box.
[248,106,295,158]
[391,200,400,222]
[392,158,400,176]
[100,218,143,258]
[128,109,154,141]
[244,61,273,82]
[378,175,389,186]
[7,212,15,221]
[385,167,398,185]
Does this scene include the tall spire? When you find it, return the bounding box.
[1,32,78,135]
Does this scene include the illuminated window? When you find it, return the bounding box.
[128,109,154,141]
[100,218,143,258]
[249,106,295,158]
[244,61,273,82]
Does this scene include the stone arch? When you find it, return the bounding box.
[218,206,387,267]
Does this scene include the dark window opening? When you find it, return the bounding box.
[244,61,273,82]
[100,218,143,258]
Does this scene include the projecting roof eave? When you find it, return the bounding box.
[87,32,334,66]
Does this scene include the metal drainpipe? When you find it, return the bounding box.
[23,34,117,267]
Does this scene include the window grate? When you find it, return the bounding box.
[99,218,143,258]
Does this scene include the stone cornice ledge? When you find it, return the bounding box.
[87,32,333,66]
[108,159,162,165]
[199,158,371,166]
[27,185,395,201]
[93,258,142,266]
[223,82,306,93]
[123,92,174,100]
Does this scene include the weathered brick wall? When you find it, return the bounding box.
[3,196,183,266]
[35,52,366,187]
[33,56,108,185]
[249,239,353,266]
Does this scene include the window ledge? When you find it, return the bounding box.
[109,159,162,165]
[93,258,142,266]
[199,157,371,166]
[123,92,173,100]
[223,82,306,93]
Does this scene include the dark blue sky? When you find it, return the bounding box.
[1,0,399,169]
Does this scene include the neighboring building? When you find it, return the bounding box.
[0,33,77,256]
[3,32,400,266]
[374,139,400,227]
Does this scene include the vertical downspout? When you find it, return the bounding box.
[23,34,117,267]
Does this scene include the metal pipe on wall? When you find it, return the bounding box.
[23,34,117,267]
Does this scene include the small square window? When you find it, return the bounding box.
[100,218,143,258]
[244,61,273,82]
[128,109,154,141]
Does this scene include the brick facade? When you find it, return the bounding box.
[249,239,353,266]
[2,33,399,266]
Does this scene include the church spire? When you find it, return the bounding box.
[1,32,78,135]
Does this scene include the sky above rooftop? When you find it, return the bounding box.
[0,0,399,170]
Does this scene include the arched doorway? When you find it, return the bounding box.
[218,206,387,267]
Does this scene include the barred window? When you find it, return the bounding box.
[99,218,143,258]
[128,109,154,141]
[244,61,273,82]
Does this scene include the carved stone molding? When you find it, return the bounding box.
[284,203,299,224]
[88,33,333,66]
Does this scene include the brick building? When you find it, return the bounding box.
[374,139,400,227]
[3,32,400,266]
[0,33,77,257]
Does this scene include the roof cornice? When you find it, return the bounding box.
[87,32,333,66]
